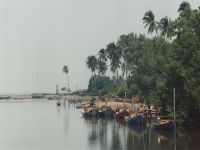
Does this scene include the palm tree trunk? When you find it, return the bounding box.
[67,73,70,90]
[92,72,94,89]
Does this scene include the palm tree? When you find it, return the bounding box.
[106,42,122,79]
[63,65,70,92]
[143,10,158,34]
[97,60,108,76]
[158,16,174,39]
[178,1,190,12]
[86,55,98,75]
[86,55,98,89]
[116,34,132,78]
[98,49,107,62]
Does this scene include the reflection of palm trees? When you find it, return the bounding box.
[99,119,108,150]
[110,122,121,150]
[85,117,98,148]
[63,101,70,134]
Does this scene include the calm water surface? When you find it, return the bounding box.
[0,100,199,150]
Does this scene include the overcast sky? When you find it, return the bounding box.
[0,0,199,94]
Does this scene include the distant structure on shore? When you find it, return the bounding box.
[72,89,87,96]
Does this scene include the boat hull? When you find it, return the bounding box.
[125,115,144,125]
[115,110,129,120]
[99,108,114,117]
[0,96,11,100]
[154,121,175,131]
[81,109,98,117]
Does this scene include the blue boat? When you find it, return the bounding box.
[153,119,175,131]
[98,106,114,117]
[125,112,144,125]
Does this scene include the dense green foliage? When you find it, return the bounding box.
[85,2,200,123]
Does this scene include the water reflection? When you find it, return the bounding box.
[82,116,177,150]
[0,100,199,150]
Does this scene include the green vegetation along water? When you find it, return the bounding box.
[0,100,199,150]
[85,2,200,125]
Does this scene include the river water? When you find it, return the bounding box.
[0,100,199,150]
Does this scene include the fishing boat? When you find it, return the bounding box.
[115,108,129,120]
[98,106,114,117]
[80,107,98,117]
[32,94,45,99]
[57,101,61,106]
[125,112,144,125]
[0,96,11,100]
[153,119,175,130]
[154,88,176,131]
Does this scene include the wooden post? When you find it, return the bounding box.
[173,87,176,121]
[106,97,108,107]
[56,84,59,95]
[131,96,134,111]
[97,98,98,109]
[123,92,126,109]
[173,87,176,150]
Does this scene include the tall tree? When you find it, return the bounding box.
[106,42,122,79]
[97,60,108,76]
[86,55,98,89]
[63,65,70,92]
[98,49,107,62]
[143,10,158,34]
[158,16,174,39]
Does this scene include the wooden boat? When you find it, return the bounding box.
[153,119,175,130]
[57,101,61,106]
[115,108,129,120]
[80,107,98,117]
[0,96,11,100]
[32,94,45,99]
[98,106,114,117]
[125,112,144,125]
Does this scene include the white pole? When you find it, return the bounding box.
[124,92,126,108]
[173,87,176,121]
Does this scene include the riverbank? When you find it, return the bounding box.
[65,95,155,114]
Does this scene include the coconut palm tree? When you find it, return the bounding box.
[117,35,129,77]
[143,10,158,34]
[97,60,108,76]
[86,55,98,75]
[178,1,190,12]
[158,16,174,39]
[98,49,107,62]
[106,42,122,79]
[86,55,98,89]
[63,65,70,92]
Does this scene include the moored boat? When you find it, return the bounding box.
[57,101,61,106]
[32,94,45,99]
[80,107,98,117]
[115,108,129,120]
[153,119,175,130]
[125,112,144,125]
[98,106,114,117]
[0,96,11,100]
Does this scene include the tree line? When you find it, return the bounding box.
[86,2,200,123]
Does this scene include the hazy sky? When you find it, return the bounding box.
[0,0,199,93]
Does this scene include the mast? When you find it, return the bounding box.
[123,92,126,109]
[106,97,108,107]
[56,84,59,95]
[173,87,176,121]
